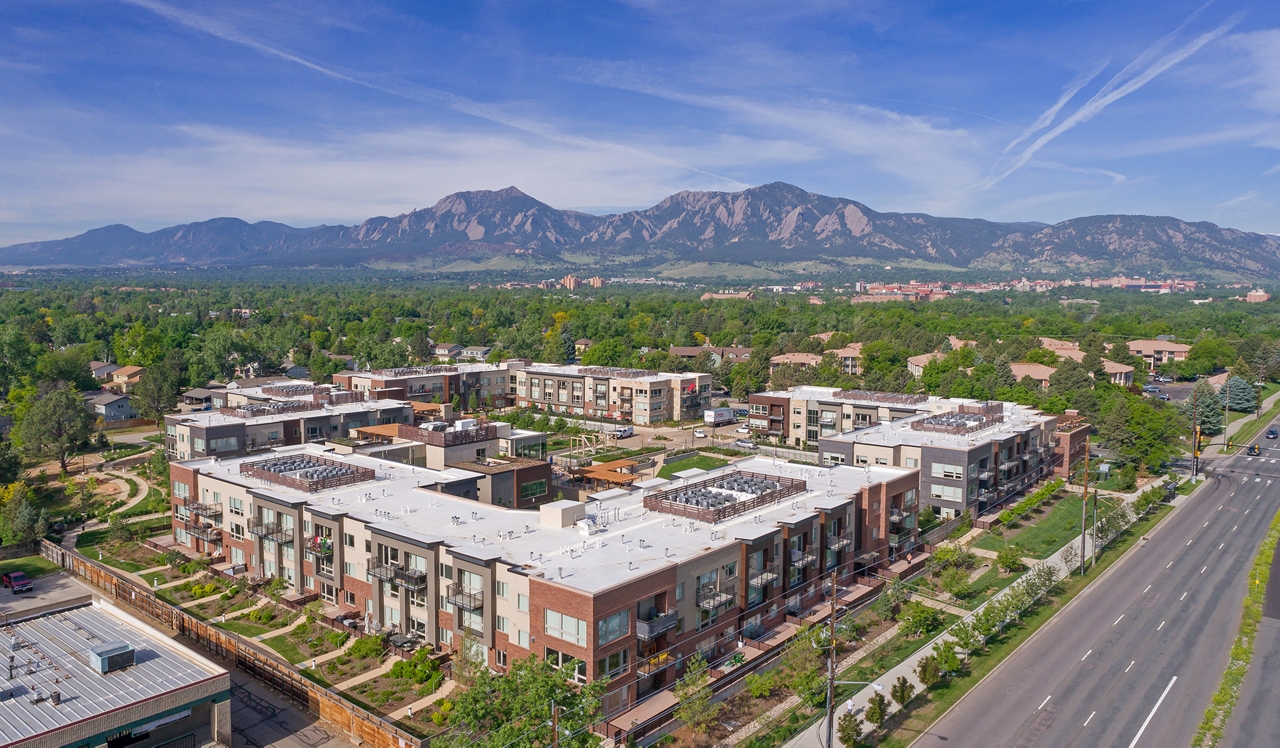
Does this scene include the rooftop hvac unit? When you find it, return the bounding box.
[88,641,135,674]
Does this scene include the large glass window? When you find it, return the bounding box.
[545,609,588,646]
[597,610,629,646]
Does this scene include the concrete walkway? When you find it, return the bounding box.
[908,592,971,617]
[254,613,309,641]
[180,590,227,609]
[306,632,360,667]
[387,680,457,720]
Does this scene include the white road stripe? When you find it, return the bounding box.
[1143,585,1152,594]
[1125,660,1135,673]
[1115,615,1125,626]
[1128,676,1177,748]
[1201,566,1207,574]
[1158,620,1166,630]
[1187,539,1193,546]
[1233,526,1238,532]
[1039,695,1052,709]
[1082,649,1093,661]
[1084,711,1096,727]
[1181,592,1188,600]
[1220,543,1225,549]
[1204,521,1209,527]
[1167,561,1173,568]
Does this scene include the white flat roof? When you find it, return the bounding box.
[172,398,410,428]
[0,603,225,745]
[822,403,1054,449]
[182,447,911,595]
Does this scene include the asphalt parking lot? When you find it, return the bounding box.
[0,571,93,622]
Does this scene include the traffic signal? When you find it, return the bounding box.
[1229,440,1234,450]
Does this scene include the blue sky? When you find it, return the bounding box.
[2,0,1279,245]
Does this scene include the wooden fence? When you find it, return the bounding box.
[38,540,431,748]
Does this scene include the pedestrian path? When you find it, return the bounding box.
[331,656,402,690]
[387,680,457,720]
[307,631,360,667]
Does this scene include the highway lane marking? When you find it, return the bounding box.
[1201,566,1207,574]
[1143,584,1151,594]
[1181,592,1188,600]
[1114,615,1125,626]
[1204,521,1209,527]
[1246,509,1250,515]
[1084,711,1096,727]
[1167,561,1173,568]
[1082,649,1093,661]
[1187,539,1194,546]
[1233,526,1238,532]
[1039,695,1052,709]
[1220,543,1225,549]
[1158,621,1166,630]
[1126,661,1135,672]
[1128,676,1177,748]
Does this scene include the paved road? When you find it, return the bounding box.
[915,442,1280,748]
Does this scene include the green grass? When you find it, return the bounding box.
[214,618,282,638]
[119,487,168,518]
[657,455,729,478]
[1177,478,1202,496]
[100,442,151,461]
[875,503,1175,747]
[960,566,1022,608]
[263,633,308,663]
[142,434,165,444]
[974,494,1118,559]
[299,667,333,688]
[1224,393,1280,453]
[139,570,168,587]
[0,556,61,580]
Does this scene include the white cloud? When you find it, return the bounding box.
[1224,29,1280,114]
[1214,192,1256,208]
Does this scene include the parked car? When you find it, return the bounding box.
[1248,444,1262,456]
[1158,394,1171,401]
[1142,384,1160,393]
[693,429,707,438]
[732,440,758,450]
[1267,429,1279,440]
[736,425,751,434]
[2,571,33,594]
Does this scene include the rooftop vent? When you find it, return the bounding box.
[88,641,135,674]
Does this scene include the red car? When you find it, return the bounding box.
[2,571,33,593]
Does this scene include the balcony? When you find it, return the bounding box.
[790,549,818,569]
[304,536,334,559]
[636,610,678,640]
[747,561,780,588]
[447,584,484,610]
[889,509,904,524]
[826,534,852,552]
[188,523,222,543]
[247,518,294,544]
[188,501,222,519]
[368,562,429,590]
[888,533,903,548]
[636,652,675,677]
[696,582,736,610]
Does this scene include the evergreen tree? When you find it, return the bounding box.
[864,691,889,727]
[409,330,433,361]
[994,359,1016,390]
[1048,359,1092,398]
[0,441,20,484]
[1225,375,1257,412]
[1185,379,1224,435]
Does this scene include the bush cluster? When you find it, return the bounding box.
[997,478,1064,527]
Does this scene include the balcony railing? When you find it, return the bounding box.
[635,610,678,640]
[888,533,903,548]
[696,582,735,610]
[747,561,780,588]
[188,524,222,543]
[636,652,675,677]
[826,534,852,552]
[889,509,904,523]
[247,518,294,544]
[304,536,334,559]
[188,501,222,519]
[790,549,818,569]
[368,562,428,590]
[447,585,484,610]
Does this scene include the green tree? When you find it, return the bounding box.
[16,384,93,472]
[891,675,916,709]
[996,544,1023,573]
[0,441,20,484]
[673,652,721,734]
[1048,359,1092,398]
[939,566,970,598]
[864,690,889,727]
[113,322,165,367]
[132,359,182,425]
[1224,375,1257,412]
[1185,379,1224,435]
[898,600,942,638]
[781,626,827,706]
[837,712,865,748]
[432,653,606,748]
[467,391,480,412]
[933,640,963,674]
[409,330,433,361]
[34,345,98,391]
[915,654,942,688]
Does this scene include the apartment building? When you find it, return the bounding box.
[333,363,522,408]
[746,387,933,447]
[513,365,712,425]
[169,448,918,719]
[818,400,1061,518]
[1127,340,1191,371]
[165,388,413,460]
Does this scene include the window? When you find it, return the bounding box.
[495,650,508,668]
[545,610,588,646]
[931,463,965,480]
[930,484,964,502]
[229,497,244,516]
[192,437,205,452]
[305,576,314,590]
[517,630,530,648]
[172,481,190,499]
[497,616,509,633]
[439,627,454,646]
[230,523,245,540]
[344,533,355,548]
[855,454,869,465]
[166,424,177,436]
[597,649,629,678]
[496,581,509,598]
[723,561,738,579]
[676,582,685,601]
[208,436,238,453]
[545,648,587,684]
[344,591,356,606]
[231,547,245,565]
[343,562,355,577]
[440,564,454,581]
[905,457,919,468]
[904,488,918,507]
[517,594,529,612]
[520,480,548,500]
[875,457,888,465]
[597,610,629,646]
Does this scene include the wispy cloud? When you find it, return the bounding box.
[1003,61,1109,155]
[119,0,736,186]
[1214,192,1256,208]
[1031,161,1127,184]
[975,7,1242,191]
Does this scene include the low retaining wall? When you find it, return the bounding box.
[38,540,430,748]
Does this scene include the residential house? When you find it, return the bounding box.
[1127,340,1191,371]
[90,392,139,422]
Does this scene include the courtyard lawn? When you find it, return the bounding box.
[974,493,1118,559]
[657,455,729,479]
[263,622,351,665]
[0,556,61,580]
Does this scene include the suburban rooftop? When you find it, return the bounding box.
[179,446,911,594]
[822,400,1056,449]
[167,397,410,428]
[0,603,225,746]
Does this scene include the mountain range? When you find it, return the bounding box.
[3,182,1277,279]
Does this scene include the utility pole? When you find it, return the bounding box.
[551,701,560,748]
[1192,385,1200,479]
[825,570,838,748]
[1080,435,1090,575]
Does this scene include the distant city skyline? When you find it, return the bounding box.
[1,0,1278,246]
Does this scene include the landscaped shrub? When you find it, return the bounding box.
[349,635,384,660]
[389,648,444,688]
[745,671,775,698]
[326,630,350,649]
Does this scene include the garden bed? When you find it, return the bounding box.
[79,538,166,573]
[212,603,297,638]
[189,587,256,621]
[263,620,351,664]
[156,574,228,606]
[303,636,390,686]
